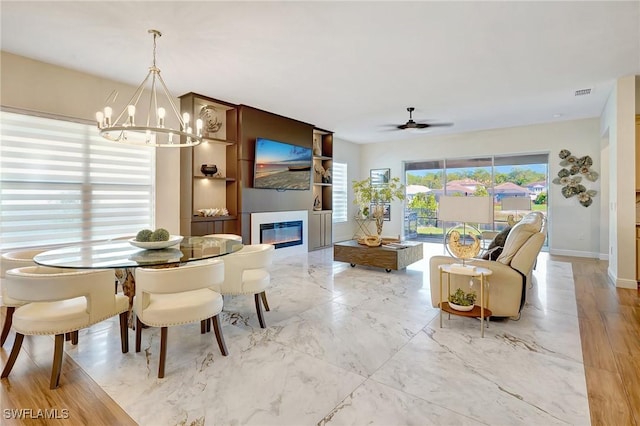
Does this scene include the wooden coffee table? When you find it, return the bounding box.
[333,240,423,272]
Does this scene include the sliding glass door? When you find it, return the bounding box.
[404,153,548,243]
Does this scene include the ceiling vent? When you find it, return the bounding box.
[574,88,592,96]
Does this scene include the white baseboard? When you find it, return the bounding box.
[548,248,600,259]
[607,267,637,289]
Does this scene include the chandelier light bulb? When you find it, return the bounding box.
[104,106,112,126]
[157,107,166,128]
[127,105,136,126]
[96,111,104,127]
[196,118,203,136]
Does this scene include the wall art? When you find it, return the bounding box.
[551,149,598,207]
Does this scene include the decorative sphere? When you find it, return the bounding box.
[150,228,170,242]
[136,229,153,242]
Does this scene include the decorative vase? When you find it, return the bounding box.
[375,216,384,236]
[372,204,385,235]
[200,164,217,176]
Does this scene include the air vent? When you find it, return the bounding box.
[574,88,592,96]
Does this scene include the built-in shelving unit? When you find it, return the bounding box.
[310,129,333,250]
[179,93,239,237]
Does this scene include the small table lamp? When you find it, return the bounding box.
[438,195,493,271]
[500,196,531,225]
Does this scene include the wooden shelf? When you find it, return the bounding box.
[313,182,331,187]
[180,92,239,237]
[191,215,237,222]
[202,137,236,146]
[194,176,236,182]
[313,155,332,160]
[440,302,492,318]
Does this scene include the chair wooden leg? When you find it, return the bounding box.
[1,332,24,379]
[255,294,266,329]
[200,319,207,334]
[135,317,143,353]
[206,318,211,332]
[212,315,228,356]
[0,306,16,346]
[260,291,270,312]
[65,332,71,341]
[158,327,167,379]
[71,330,78,345]
[119,312,129,353]
[50,334,64,389]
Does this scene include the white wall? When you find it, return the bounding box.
[1,52,181,233]
[359,119,603,258]
[601,75,637,289]
[332,137,361,242]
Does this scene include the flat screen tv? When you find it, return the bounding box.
[254,137,312,190]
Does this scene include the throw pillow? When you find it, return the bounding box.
[481,226,512,260]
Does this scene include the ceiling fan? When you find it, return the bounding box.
[389,107,453,130]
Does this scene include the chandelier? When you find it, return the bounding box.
[95,29,202,147]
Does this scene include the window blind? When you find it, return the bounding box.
[332,162,347,223]
[0,110,155,250]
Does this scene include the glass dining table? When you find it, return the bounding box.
[34,235,243,326]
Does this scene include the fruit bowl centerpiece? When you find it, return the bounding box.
[448,288,477,312]
[129,228,183,250]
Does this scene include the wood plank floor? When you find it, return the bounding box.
[0,255,638,425]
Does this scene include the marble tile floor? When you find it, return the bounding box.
[61,243,590,425]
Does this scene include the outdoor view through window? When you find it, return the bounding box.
[404,154,548,242]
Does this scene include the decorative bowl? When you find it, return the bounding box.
[201,164,218,176]
[448,302,474,312]
[129,235,183,250]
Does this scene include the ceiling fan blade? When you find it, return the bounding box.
[422,122,453,127]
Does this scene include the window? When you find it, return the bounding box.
[332,162,347,223]
[0,110,155,251]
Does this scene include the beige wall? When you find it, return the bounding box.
[332,137,362,242]
[1,52,181,233]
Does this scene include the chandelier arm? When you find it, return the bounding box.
[147,72,158,129]
[112,71,153,125]
[155,72,186,130]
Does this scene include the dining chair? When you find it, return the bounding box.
[0,249,45,346]
[219,244,275,328]
[1,266,129,389]
[133,260,228,378]
[203,234,242,242]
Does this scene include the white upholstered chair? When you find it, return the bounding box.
[0,249,46,346]
[203,234,243,242]
[219,244,275,328]
[133,260,228,378]
[1,266,129,389]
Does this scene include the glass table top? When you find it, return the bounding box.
[33,236,243,269]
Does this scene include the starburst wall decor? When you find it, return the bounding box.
[551,149,599,207]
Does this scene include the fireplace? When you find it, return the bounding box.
[260,220,303,249]
[251,210,308,255]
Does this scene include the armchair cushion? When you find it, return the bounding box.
[497,212,544,265]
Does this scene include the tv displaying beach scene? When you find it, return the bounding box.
[254,138,312,190]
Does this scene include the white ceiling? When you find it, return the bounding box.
[1,1,638,144]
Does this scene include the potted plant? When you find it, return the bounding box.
[448,288,477,311]
[352,176,405,235]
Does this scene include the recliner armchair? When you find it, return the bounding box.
[430,212,546,318]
